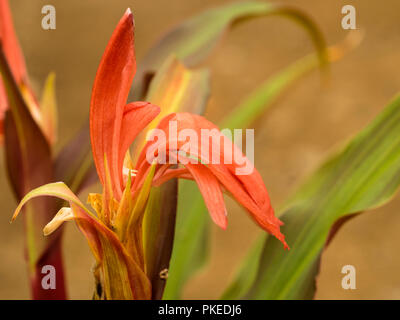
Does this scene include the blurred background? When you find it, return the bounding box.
[1,0,400,299]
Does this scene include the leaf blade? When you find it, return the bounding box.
[243,94,400,300]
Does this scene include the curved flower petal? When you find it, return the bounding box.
[183,162,227,229]
[136,112,288,248]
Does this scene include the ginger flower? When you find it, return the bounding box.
[12,9,287,300]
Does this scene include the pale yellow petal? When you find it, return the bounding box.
[43,207,74,236]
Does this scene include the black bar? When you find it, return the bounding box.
[1,300,394,319]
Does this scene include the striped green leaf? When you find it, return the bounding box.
[228,94,400,300]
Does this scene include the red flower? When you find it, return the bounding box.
[0,0,27,138]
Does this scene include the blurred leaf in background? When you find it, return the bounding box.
[131,0,327,100]
[0,0,67,299]
[223,94,400,300]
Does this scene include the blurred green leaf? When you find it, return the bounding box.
[221,54,321,130]
[220,235,266,300]
[131,0,327,100]
[143,181,178,300]
[222,30,363,129]
[163,180,210,299]
[233,94,400,299]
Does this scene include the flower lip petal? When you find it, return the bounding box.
[135,112,288,248]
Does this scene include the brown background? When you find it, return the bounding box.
[1,0,400,299]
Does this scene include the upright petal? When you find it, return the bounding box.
[0,0,27,83]
[90,9,136,197]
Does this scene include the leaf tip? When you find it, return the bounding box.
[11,207,21,223]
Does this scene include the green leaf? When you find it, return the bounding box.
[239,94,400,299]
[143,181,178,299]
[221,53,322,130]
[131,0,327,100]
[222,31,363,129]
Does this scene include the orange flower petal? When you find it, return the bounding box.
[183,161,227,229]
[90,8,136,196]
